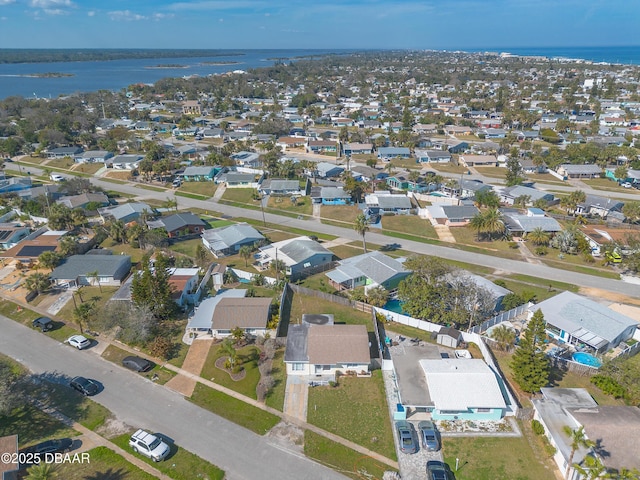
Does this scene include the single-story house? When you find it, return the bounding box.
[147,212,206,238]
[450,272,511,312]
[256,236,333,280]
[350,165,388,183]
[574,194,623,218]
[422,205,479,226]
[0,230,65,265]
[325,251,410,292]
[17,184,62,202]
[343,143,373,156]
[436,326,462,348]
[56,192,109,210]
[98,202,152,224]
[502,213,562,236]
[285,320,370,376]
[499,185,556,206]
[415,149,452,163]
[186,289,271,338]
[318,186,351,205]
[230,151,260,167]
[258,179,305,196]
[440,179,492,199]
[0,224,30,250]
[519,158,546,174]
[579,226,631,256]
[530,291,638,353]
[459,154,498,167]
[225,172,261,188]
[276,136,307,151]
[0,177,32,194]
[50,254,131,288]
[76,150,113,164]
[421,359,508,420]
[105,154,143,170]
[557,164,602,179]
[315,162,344,178]
[168,267,200,308]
[365,192,413,214]
[182,166,218,182]
[46,146,83,159]
[307,140,337,153]
[377,147,411,161]
[201,223,265,258]
[533,388,640,479]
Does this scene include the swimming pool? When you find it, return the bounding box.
[384,299,405,314]
[572,352,602,368]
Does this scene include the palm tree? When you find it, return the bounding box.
[88,269,102,293]
[73,302,94,334]
[37,251,61,271]
[164,197,178,211]
[469,212,486,241]
[490,325,516,351]
[563,426,595,480]
[483,208,505,241]
[26,462,58,480]
[572,455,606,480]
[239,245,252,267]
[527,227,551,246]
[354,213,369,253]
[221,339,238,370]
[109,220,126,244]
[24,272,51,296]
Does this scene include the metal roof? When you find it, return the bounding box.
[202,223,264,252]
[326,251,409,286]
[50,254,130,280]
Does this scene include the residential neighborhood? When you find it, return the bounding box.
[1,48,640,480]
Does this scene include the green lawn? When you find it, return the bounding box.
[111,433,225,480]
[47,157,75,169]
[584,177,639,194]
[199,343,262,399]
[538,254,620,279]
[289,292,373,330]
[442,431,556,480]
[179,181,218,197]
[525,173,567,186]
[45,382,111,431]
[386,158,421,170]
[505,273,580,293]
[307,371,396,459]
[321,205,360,224]
[381,215,438,239]
[101,344,176,385]
[0,404,78,447]
[265,349,286,411]
[474,166,506,178]
[100,239,147,263]
[267,195,312,216]
[54,446,159,480]
[298,273,339,294]
[189,383,280,434]
[304,430,394,480]
[450,228,524,260]
[0,299,40,325]
[168,238,205,259]
[73,163,104,174]
[55,286,119,330]
[222,187,258,204]
[330,244,365,260]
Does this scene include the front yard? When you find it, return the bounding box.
[267,195,312,216]
[53,447,159,480]
[381,215,438,239]
[321,205,360,225]
[178,181,218,197]
[306,371,396,459]
[199,342,262,399]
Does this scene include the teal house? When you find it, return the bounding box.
[420,359,508,421]
[182,166,220,182]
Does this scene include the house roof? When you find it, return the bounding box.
[449,273,511,299]
[377,195,412,209]
[148,212,205,233]
[559,164,602,175]
[316,162,344,175]
[503,214,562,233]
[212,297,272,330]
[531,291,638,348]
[295,324,370,365]
[56,192,109,209]
[320,186,351,199]
[226,173,256,183]
[187,289,247,330]
[259,236,332,267]
[50,254,130,280]
[261,179,300,191]
[440,205,480,220]
[201,223,264,252]
[378,147,411,155]
[183,166,216,176]
[326,251,409,286]
[501,185,554,201]
[420,359,507,410]
[98,202,151,221]
[0,231,64,259]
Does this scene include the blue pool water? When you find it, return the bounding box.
[572,352,602,368]
[384,299,405,314]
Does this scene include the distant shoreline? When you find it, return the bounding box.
[0,49,247,64]
[145,64,190,69]
[24,72,73,78]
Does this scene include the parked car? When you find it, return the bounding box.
[622,182,633,188]
[32,316,54,332]
[23,438,73,456]
[67,334,91,350]
[129,429,170,462]
[418,420,440,451]
[426,460,450,480]
[122,356,153,373]
[395,421,417,454]
[70,376,99,396]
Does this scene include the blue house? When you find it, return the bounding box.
[377,147,411,161]
[320,186,351,205]
[182,166,219,182]
[415,149,452,163]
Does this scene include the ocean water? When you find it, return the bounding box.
[475,45,640,65]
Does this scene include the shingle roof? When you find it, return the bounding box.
[279,237,332,264]
[307,324,370,365]
[183,166,216,176]
[212,297,272,330]
[326,251,409,286]
[560,164,602,174]
[504,214,562,233]
[201,223,264,252]
[377,195,412,209]
[149,212,205,233]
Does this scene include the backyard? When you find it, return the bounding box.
[288,292,373,331]
[306,371,396,459]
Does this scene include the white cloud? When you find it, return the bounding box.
[108,10,148,21]
[0,0,16,5]
[30,0,73,7]
[43,8,65,14]
[167,1,266,11]
[152,13,174,20]
[87,10,95,16]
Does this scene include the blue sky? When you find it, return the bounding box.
[0,0,638,49]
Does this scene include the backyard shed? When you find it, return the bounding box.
[436,326,462,348]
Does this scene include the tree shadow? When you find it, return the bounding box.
[85,467,128,480]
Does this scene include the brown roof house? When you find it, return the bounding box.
[186,289,272,338]
[0,229,65,266]
[285,314,371,377]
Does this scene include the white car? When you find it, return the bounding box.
[622,182,633,188]
[67,334,91,350]
[129,429,170,462]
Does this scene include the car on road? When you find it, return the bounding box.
[67,334,91,350]
[426,460,450,480]
[122,356,153,372]
[129,429,170,462]
[23,438,73,456]
[32,316,54,332]
[418,420,440,451]
[622,182,633,188]
[395,421,417,454]
[70,376,99,396]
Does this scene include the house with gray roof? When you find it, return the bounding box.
[224,172,262,188]
[147,212,205,238]
[415,149,452,163]
[315,162,344,178]
[575,194,623,218]
[182,165,218,181]
[557,164,602,179]
[17,184,62,201]
[56,192,109,210]
[423,205,479,226]
[201,222,265,258]
[499,185,556,206]
[285,320,370,377]
[46,146,83,159]
[318,186,352,205]
[258,178,305,196]
[105,154,143,170]
[502,212,562,236]
[98,202,152,224]
[76,150,113,164]
[377,147,411,161]
[256,236,333,281]
[50,254,131,288]
[325,251,410,292]
[530,291,637,353]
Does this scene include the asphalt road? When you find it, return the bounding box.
[6,161,640,298]
[0,315,345,480]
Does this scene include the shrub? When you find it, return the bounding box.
[494,280,507,288]
[591,375,627,399]
[535,246,548,256]
[531,419,545,435]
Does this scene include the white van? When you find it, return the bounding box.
[50,174,65,182]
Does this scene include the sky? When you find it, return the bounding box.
[0,0,638,50]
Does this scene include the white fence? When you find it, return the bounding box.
[410,192,461,206]
[470,303,533,334]
[229,268,277,286]
[374,306,443,334]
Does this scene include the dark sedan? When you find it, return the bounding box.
[395,421,417,454]
[427,461,451,480]
[32,317,54,332]
[70,376,99,396]
[122,356,153,373]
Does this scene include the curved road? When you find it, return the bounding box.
[0,315,345,480]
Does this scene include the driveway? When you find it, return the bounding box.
[0,315,346,480]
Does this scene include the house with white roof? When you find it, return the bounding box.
[420,359,508,420]
[255,236,333,281]
[364,192,413,214]
[325,251,410,292]
[498,185,556,206]
[530,291,638,353]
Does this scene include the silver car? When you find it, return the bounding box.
[418,420,440,451]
